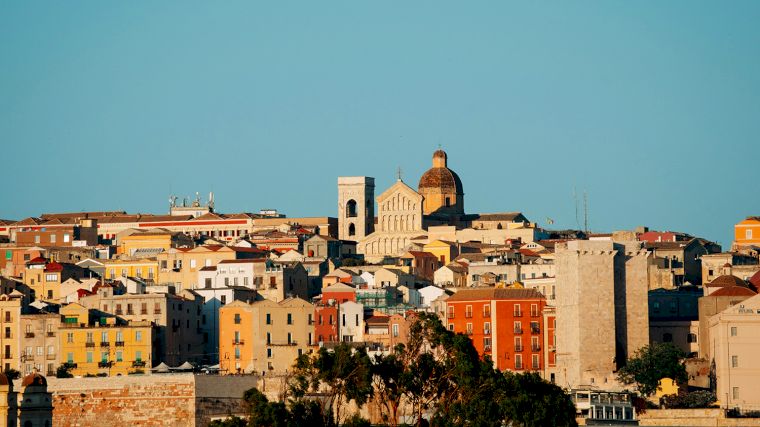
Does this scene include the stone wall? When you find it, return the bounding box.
[19,373,261,427]
[638,408,760,426]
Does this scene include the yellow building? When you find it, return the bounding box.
[423,240,459,265]
[117,228,192,257]
[22,258,66,302]
[102,258,159,282]
[219,298,314,375]
[0,293,23,373]
[734,216,760,249]
[59,303,154,376]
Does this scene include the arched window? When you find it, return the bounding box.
[663,333,673,342]
[348,224,355,236]
[346,200,357,218]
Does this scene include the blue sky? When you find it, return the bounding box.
[2,2,759,247]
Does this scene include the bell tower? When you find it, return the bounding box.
[338,177,375,241]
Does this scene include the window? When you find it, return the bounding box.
[67,333,73,343]
[266,313,271,325]
[45,274,57,282]
[514,321,522,334]
[465,305,473,318]
[532,354,540,369]
[190,259,197,269]
[234,313,241,324]
[234,331,240,344]
[220,295,226,304]
[4,312,9,322]
[116,351,123,362]
[483,304,490,317]
[466,323,473,335]
[63,233,70,243]
[36,346,43,356]
[447,307,454,319]
[235,347,240,360]
[515,354,523,370]
[135,351,142,362]
[732,355,739,368]
[34,236,40,244]
[392,324,399,337]
[3,328,9,339]
[731,326,738,337]
[687,333,697,343]
[267,332,271,344]
[513,304,522,317]
[483,337,492,350]
[448,324,454,331]
[50,234,56,243]
[484,322,491,335]
[116,331,123,343]
[733,387,740,399]
[86,332,94,343]
[747,229,753,240]
[86,352,93,363]
[47,346,54,355]
[101,352,108,363]
[135,331,142,342]
[287,313,292,325]
[267,348,272,358]
[287,333,292,344]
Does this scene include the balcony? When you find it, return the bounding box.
[532,344,541,352]
[530,311,540,318]
[46,354,56,360]
[85,342,95,348]
[531,327,540,334]
[132,361,146,368]
[115,310,123,315]
[447,312,454,319]
[514,345,523,352]
[140,310,148,315]
[232,340,245,345]
[484,329,491,335]
[25,332,35,338]
[513,311,522,317]
[100,342,110,348]
[126,310,134,316]
[268,341,297,346]
[532,363,540,370]
[515,363,523,370]
[484,345,492,351]
[46,332,55,337]
[115,341,125,347]
[513,328,523,335]
[465,312,473,318]
[98,361,112,368]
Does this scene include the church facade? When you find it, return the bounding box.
[338,150,470,262]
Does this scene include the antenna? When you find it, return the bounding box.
[583,191,589,233]
[396,166,403,181]
[573,187,580,229]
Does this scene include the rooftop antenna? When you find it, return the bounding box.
[583,191,589,233]
[396,166,403,182]
[573,187,580,230]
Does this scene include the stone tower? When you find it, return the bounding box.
[338,177,375,241]
[417,149,464,216]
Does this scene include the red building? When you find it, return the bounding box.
[446,288,547,372]
[314,282,357,345]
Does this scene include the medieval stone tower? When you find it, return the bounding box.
[338,177,375,241]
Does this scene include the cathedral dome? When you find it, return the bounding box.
[418,150,464,195]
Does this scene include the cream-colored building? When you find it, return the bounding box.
[156,245,264,290]
[78,286,205,366]
[219,298,314,375]
[19,313,60,377]
[708,293,760,412]
[0,293,23,374]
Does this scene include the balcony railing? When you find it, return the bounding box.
[269,341,297,346]
[100,342,110,347]
[530,311,540,318]
[447,312,454,319]
[514,345,523,352]
[515,363,523,370]
[25,332,35,338]
[513,311,522,317]
[140,310,148,315]
[484,329,491,335]
[532,344,541,352]
[484,345,492,351]
[232,340,245,345]
[46,354,56,360]
[465,312,473,318]
[98,361,112,368]
[532,363,540,370]
[115,310,123,315]
[514,328,523,335]
[115,341,125,347]
[46,332,55,337]
[85,342,95,348]
[132,361,146,368]
[531,327,540,334]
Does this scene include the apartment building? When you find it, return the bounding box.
[0,293,23,373]
[446,287,547,372]
[219,297,314,375]
[19,313,60,377]
[156,245,265,291]
[21,257,88,302]
[59,303,155,376]
[102,258,159,282]
[78,286,204,365]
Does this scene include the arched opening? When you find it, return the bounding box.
[346,200,357,218]
[445,197,451,207]
[348,223,356,237]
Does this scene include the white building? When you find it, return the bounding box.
[339,301,365,343]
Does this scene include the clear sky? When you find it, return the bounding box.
[2,2,759,247]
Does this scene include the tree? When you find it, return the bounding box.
[3,368,20,380]
[617,343,688,396]
[208,416,247,427]
[55,365,73,379]
[290,345,373,425]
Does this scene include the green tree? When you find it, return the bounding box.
[617,343,688,396]
[208,416,247,427]
[3,368,20,380]
[290,344,373,425]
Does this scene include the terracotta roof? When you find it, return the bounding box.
[749,270,760,288]
[27,257,47,265]
[366,316,390,325]
[474,212,525,222]
[40,211,126,219]
[44,261,63,272]
[418,150,463,193]
[218,259,265,264]
[405,251,437,258]
[21,372,47,387]
[519,249,542,258]
[447,288,545,301]
[710,286,757,297]
[706,275,749,288]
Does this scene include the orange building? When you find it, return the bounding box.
[734,217,760,249]
[446,288,546,372]
[314,283,356,345]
